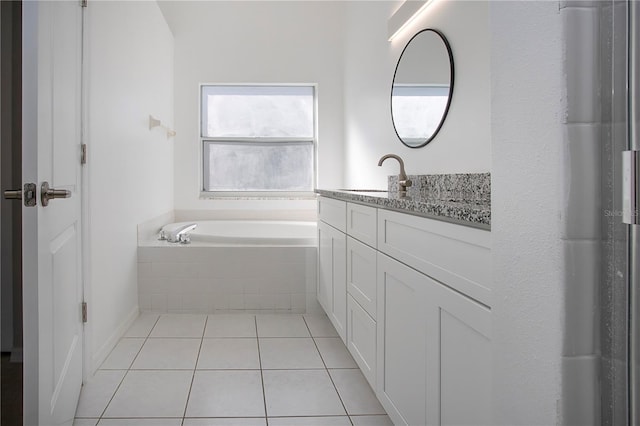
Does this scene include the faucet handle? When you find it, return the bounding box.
[400,179,412,188]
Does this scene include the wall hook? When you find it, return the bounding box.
[149,115,176,138]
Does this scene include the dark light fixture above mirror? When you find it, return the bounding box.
[391,29,454,148]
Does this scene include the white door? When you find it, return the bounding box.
[22,1,84,425]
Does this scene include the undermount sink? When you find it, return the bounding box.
[338,188,387,193]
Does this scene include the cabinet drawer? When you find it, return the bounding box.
[347,294,376,389]
[377,209,491,306]
[346,203,377,247]
[318,196,346,232]
[347,236,377,318]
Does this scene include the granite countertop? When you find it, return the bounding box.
[316,173,491,230]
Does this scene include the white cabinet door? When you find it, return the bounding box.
[377,253,428,426]
[317,221,347,342]
[377,252,492,426]
[347,294,376,389]
[347,236,377,318]
[426,277,492,426]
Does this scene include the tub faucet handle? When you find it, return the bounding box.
[158,230,167,241]
[179,233,191,244]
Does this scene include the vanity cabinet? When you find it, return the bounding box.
[317,220,347,342]
[377,253,491,426]
[317,195,491,426]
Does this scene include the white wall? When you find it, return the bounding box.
[159,1,345,214]
[490,2,564,424]
[343,0,491,190]
[86,1,174,371]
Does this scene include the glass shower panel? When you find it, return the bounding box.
[599,1,629,424]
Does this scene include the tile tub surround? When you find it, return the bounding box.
[138,246,320,314]
[74,313,392,425]
[317,172,491,229]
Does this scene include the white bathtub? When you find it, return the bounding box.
[138,219,320,314]
[164,220,317,246]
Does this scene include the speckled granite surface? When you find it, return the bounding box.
[316,173,491,229]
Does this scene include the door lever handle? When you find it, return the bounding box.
[41,182,71,207]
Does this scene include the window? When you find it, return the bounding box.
[201,85,315,193]
[391,85,450,144]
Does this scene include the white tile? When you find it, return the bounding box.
[329,369,386,415]
[268,417,350,426]
[167,294,182,311]
[315,337,358,368]
[256,315,310,337]
[138,294,152,312]
[263,370,346,417]
[186,371,265,417]
[205,314,256,337]
[151,294,168,312]
[245,294,263,310]
[563,6,598,123]
[124,314,159,337]
[304,315,339,337]
[98,419,182,426]
[292,294,307,313]
[562,124,601,240]
[564,240,599,356]
[75,370,126,417]
[183,419,267,426]
[131,338,201,369]
[273,294,291,310]
[198,338,260,369]
[99,338,145,370]
[137,261,152,278]
[259,338,324,369]
[350,415,394,426]
[152,262,198,279]
[305,294,323,315]
[183,293,212,312]
[211,293,229,310]
[103,370,192,418]
[562,356,598,425]
[150,314,206,337]
[228,294,245,310]
[73,418,98,426]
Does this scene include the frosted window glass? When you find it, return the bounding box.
[391,86,449,142]
[202,86,314,138]
[204,142,313,191]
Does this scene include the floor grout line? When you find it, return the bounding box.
[255,315,270,426]
[95,314,161,422]
[302,316,354,426]
[78,313,389,424]
[180,315,209,425]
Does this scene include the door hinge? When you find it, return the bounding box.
[82,302,88,323]
[80,0,87,7]
[623,151,640,225]
[81,144,87,165]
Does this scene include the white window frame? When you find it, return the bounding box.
[199,83,318,198]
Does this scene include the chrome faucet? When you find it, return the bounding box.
[159,223,197,243]
[378,154,412,193]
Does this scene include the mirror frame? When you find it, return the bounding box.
[391,28,455,148]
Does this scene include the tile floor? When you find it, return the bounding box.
[74,313,391,426]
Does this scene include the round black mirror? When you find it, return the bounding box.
[391,29,454,148]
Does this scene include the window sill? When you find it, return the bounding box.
[199,191,317,200]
